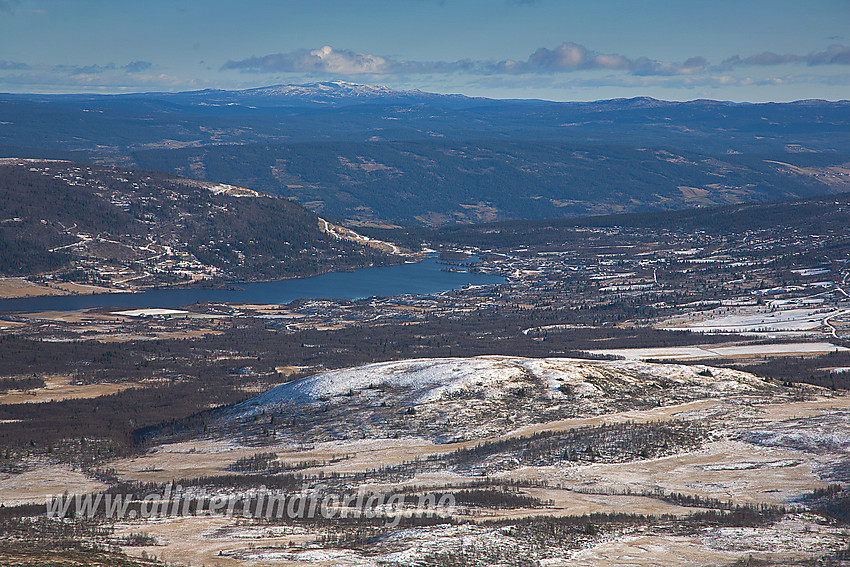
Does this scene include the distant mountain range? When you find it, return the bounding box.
[2,81,484,109]
[1,82,849,226]
[2,81,848,153]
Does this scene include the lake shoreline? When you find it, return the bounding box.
[0,254,418,301]
[0,257,504,314]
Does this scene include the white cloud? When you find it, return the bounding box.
[223,46,394,75]
[497,43,628,73]
[309,46,388,74]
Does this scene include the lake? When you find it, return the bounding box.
[0,257,504,313]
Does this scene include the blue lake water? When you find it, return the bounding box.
[0,257,503,313]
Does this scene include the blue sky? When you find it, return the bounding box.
[1,0,848,101]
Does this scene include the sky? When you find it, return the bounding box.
[0,0,848,102]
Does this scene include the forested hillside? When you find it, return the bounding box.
[131,141,850,225]
[0,159,397,282]
[361,190,850,249]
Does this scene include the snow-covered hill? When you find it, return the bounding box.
[181,80,480,108]
[231,356,783,442]
[239,81,402,100]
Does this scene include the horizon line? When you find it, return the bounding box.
[1,81,848,105]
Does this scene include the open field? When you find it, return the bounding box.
[0,374,136,405]
[589,341,849,361]
[0,464,107,506]
[662,306,843,334]
[0,276,114,299]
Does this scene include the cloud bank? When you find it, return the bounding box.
[224,46,392,75]
[0,60,176,91]
[222,45,475,75]
[495,43,707,76]
[0,60,30,70]
[3,42,847,95]
[223,42,850,79]
[223,43,708,77]
[722,44,850,67]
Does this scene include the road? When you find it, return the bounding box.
[823,308,850,339]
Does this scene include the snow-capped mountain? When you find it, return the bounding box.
[239,81,404,100]
[178,80,481,108]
